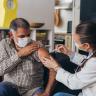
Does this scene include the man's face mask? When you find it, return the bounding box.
[15,37,31,48]
[11,29,31,48]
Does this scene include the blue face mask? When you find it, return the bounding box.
[11,29,31,48]
[16,37,31,48]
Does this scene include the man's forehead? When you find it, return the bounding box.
[16,28,29,31]
[15,28,30,34]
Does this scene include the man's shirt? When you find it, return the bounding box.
[0,38,44,95]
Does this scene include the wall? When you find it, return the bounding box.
[17,0,54,29]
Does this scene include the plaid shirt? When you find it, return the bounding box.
[0,38,44,95]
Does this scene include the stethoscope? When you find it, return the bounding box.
[75,50,96,72]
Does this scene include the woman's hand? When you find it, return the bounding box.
[40,56,61,71]
[55,44,72,56]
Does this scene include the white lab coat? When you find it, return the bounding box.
[56,53,96,96]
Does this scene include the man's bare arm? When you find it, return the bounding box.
[37,48,56,96]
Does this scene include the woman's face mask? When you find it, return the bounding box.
[73,33,88,52]
[73,32,92,53]
[75,42,89,52]
[75,42,84,51]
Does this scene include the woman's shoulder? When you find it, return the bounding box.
[86,57,96,67]
[81,58,96,73]
[88,57,96,62]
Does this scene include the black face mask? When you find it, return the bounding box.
[78,49,89,56]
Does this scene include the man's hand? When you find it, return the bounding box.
[17,43,39,57]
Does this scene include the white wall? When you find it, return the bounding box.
[17,0,54,29]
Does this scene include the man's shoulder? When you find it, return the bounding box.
[0,38,11,47]
[31,40,43,47]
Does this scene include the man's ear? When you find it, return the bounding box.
[9,32,14,39]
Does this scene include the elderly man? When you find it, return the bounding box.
[0,18,56,96]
